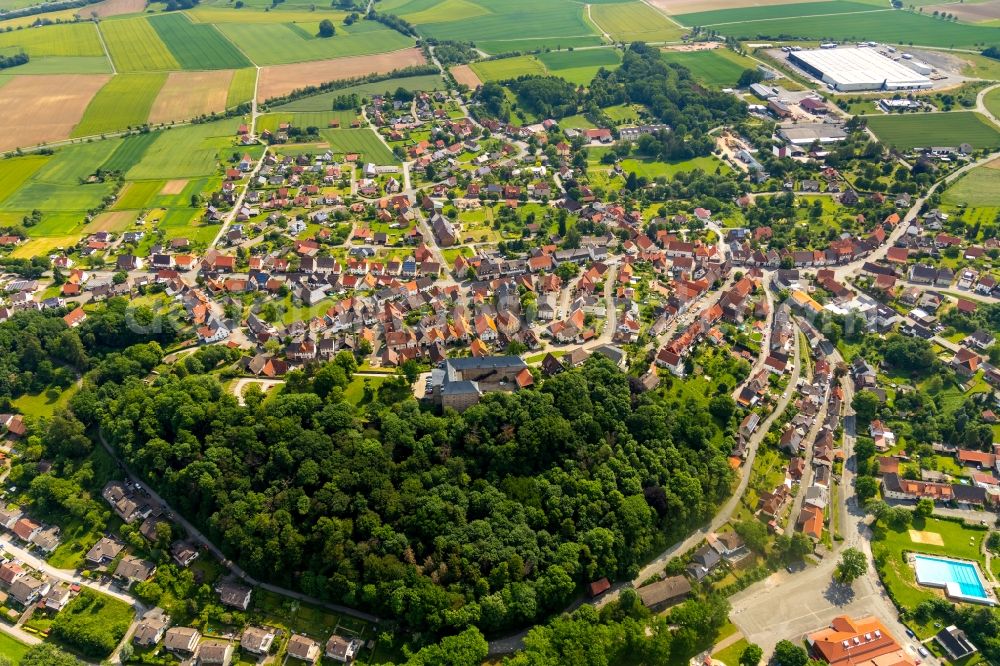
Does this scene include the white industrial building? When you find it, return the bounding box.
[788,47,932,92]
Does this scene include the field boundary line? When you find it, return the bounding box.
[585,4,613,42]
[95,21,117,74]
[186,8,259,68]
[639,0,687,30]
[699,7,890,27]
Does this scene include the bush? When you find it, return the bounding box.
[50,589,132,659]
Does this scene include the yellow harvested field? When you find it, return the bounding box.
[78,0,146,18]
[148,70,235,125]
[0,75,111,152]
[257,47,426,101]
[89,210,137,232]
[450,64,482,88]
[10,236,80,258]
[908,530,945,546]
[160,179,188,194]
[648,0,824,14]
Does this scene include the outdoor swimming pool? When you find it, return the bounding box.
[913,555,994,604]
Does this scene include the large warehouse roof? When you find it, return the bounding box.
[790,47,931,91]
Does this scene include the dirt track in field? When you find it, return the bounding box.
[257,47,427,102]
[0,75,111,152]
[79,0,146,19]
[450,64,482,88]
[148,70,234,125]
[648,0,828,16]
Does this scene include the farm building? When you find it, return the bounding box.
[788,48,932,92]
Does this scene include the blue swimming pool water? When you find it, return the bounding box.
[913,555,989,599]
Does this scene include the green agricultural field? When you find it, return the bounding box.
[470,55,547,81]
[227,67,257,107]
[114,179,165,210]
[867,112,1000,150]
[320,128,396,163]
[942,163,1000,207]
[126,118,240,179]
[661,48,759,88]
[590,2,684,42]
[72,73,167,137]
[700,9,1000,48]
[149,13,252,70]
[677,0,879,26]
[984,86,1000,121]
[216,20,414,65]
[4,56,112,74]
[187,5,348,23]
[157,206,216,244]
[33,139,121,183]
[257,110,357,133]
[101,132,160,173]
[415,0,601,54]
[274,74,445,111]
[100,16,181,72]
[538,48,621,71]
[400,0,490,24]
[0,22,103,57]
[0,154,50,204]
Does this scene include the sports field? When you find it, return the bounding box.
[227,68,257,107]
[100,16,181,72]
[217,20,414,65]
[661,48,759,88]
[148,70,235,124]
[0,74,111,152]
[866,112,1000,150]
[256,48,426,101]
[320,129,397,163]
[590,2,685,42]
[274,73,445,111]
[0,22,104,57]
[693,7,1000,48]
[72,73,167,137]
[148,13,252,70]
[942,159,1000,207]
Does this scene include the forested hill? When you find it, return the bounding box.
[90,355,735,634]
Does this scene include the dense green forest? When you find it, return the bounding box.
[83,355,735,634]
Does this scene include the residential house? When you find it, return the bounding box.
[636,576,692,612]
[241,626,276,655]
[326,634,364,663]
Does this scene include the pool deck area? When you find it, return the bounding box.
[910,553,997,606]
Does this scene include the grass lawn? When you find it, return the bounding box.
[713,637,749,666]
[0,632,30,664]
[470,55,547,82]
[12,385,76,419]
[47,515,115,569]
[866,112,1000,151]
[873,516,988,633]
[619,155,729,179]
[51,588,134,658]
[344,375,388,405]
